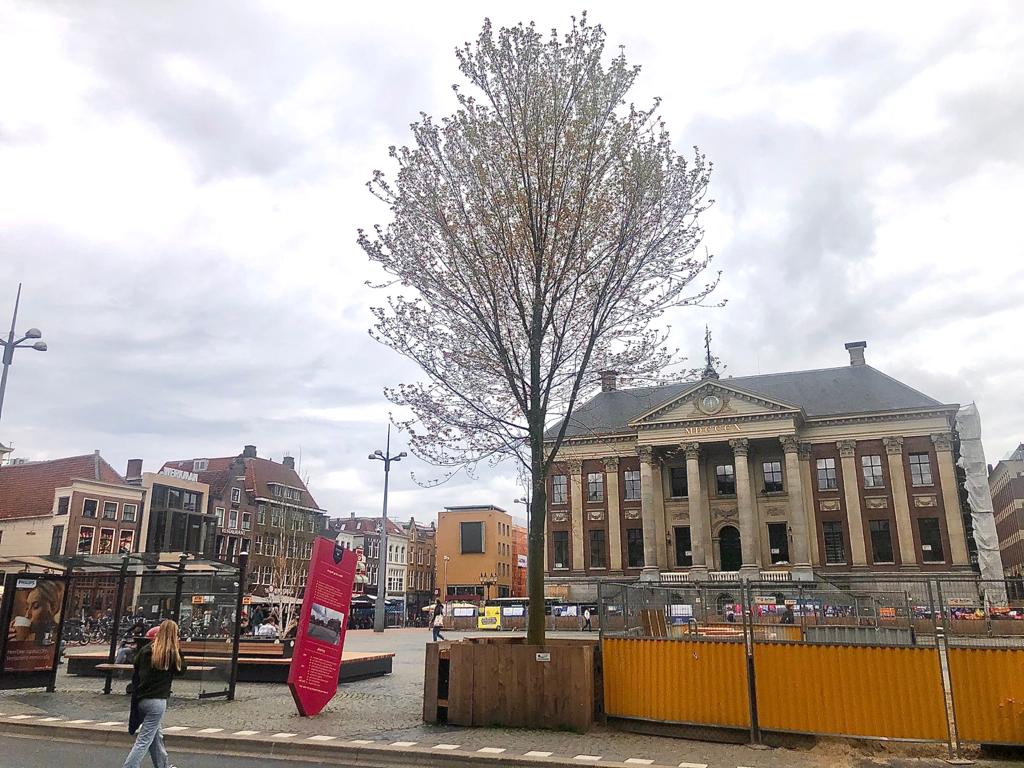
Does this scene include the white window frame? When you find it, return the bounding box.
[193,459,208,472]
[215,507,225,527]
[102,500,118,520]
[231,487,242,504]
[122,503,138,522]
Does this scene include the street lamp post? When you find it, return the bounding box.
[368,424,406,633]
[0,283,47,426]
[479,572,498,602]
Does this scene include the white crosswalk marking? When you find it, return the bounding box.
[164,726,190,732]
[233,730,259,736]
[67,720,94,724]
[98,721,124,727]
[678,763,708,768]
[625,760,654,765]
[525,751,553,758]
[271,732,297,738]
[433,744,460,750]
[38,717,63,722]
[390,741,417,747]
[307,735,336,741]
[574,756,601,762]
[197,728,223,733]
[478,747,506,754]
[349,739,374,745]
[8,715,36,720]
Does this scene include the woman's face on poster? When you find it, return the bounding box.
[26,589,55,625]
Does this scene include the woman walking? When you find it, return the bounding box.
[431,598,446,642]
[123,619,187,768]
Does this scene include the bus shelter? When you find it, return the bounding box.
[0,552,247,700]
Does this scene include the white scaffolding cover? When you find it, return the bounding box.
[955,403,1008,607]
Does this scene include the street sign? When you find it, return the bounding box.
[288,537,357,717]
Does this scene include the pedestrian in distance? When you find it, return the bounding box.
[582,607,593,632]
[256,616,280,638]
[780,605,796,625]
[122,620,187,768]
[431,598,446,642]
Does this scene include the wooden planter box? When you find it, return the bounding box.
[424,636,600,732]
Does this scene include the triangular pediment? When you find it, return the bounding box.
[629,380,802,426]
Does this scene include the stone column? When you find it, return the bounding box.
[884,436,918,568]
[837,440,868,567]
[781,436,813,581]
[684,442,708,578]
[799,443,820,566]
[932,432,970,566]
[567,458,585,572]
[603,457,623,571]
[730,438,760,579]
[637,446,659,581]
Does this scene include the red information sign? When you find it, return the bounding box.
[287,537,357,716]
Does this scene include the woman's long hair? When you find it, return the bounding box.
[150,620,182,672]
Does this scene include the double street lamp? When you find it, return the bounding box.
[368,424,406,633]
[0,283,47,426]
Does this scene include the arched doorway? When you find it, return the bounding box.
[718,525,742,571]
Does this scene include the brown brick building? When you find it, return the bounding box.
[404,517,436,615]
[162,446,327,602]
[990,444,1024,580]
[544,342,979,600]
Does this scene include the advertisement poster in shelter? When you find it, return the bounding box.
[0,573,67,689]
[287,537,357,716]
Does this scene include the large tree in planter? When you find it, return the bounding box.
[360,15,719,644]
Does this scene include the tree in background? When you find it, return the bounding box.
[360,15,719,643]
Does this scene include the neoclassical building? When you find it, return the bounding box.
[544,342,974,598]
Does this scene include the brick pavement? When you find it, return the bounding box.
[0,629,996,768]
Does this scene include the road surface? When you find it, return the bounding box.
[0,733,336,768]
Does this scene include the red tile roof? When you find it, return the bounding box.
[0,454,125,521]
[161,455,321,511]
[332,516,404,536]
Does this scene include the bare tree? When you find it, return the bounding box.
[359,15,719,643]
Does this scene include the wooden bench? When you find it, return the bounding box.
[182,640,292,658]
[95,663,216,673]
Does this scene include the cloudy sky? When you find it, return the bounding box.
[1,1,1022,523]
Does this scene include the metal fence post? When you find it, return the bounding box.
[103,554,130,695]
[741,581,763,747]
[227,553,248,702]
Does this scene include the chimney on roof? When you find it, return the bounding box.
[93,449,101,480]
[350,512,355,519]
[845,341,867,366]
[599,370,618,392]
[242,445,257,458]
[282,455,295,470]
[126,459,143,483]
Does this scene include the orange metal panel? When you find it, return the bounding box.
[753,642,947,741]
[949,648,1024,745]
[602,637,750,728]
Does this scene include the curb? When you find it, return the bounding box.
[0,717,677,768]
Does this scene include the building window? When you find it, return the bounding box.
[589,529,607,568]
[50,525,64,556]
[254,535,263,554]
[257,504,266,525]
[716,464,736,495]
[918,517,944,562]
[551,475,568,504]
[215,507,225,527]
[822,521,845,564]
[98,528,115,555]
[231,487,242,504]
[82,499,98,518]
[193,459,208,472]
[241,538,251,555]
[817,458,838,490]
[586,472,604,502]
[229,509,239,530]
[242,512,252,530]
[272,510,282,527]
[767,522,789,564]
[552,531,570,569]
[56,496,70,516]
[122,503,137,523]
[909,453,933,487]
[862,455,884,488]
[77,526,95,554]
[460,521,484,554]
[118,530,135,554]
[669,467,688,498]
[869,519,894,563]
[623,470,641,501]
[626,528,645,568]
[674,526,692,567]
[102,501,118,520]
[762,461,784,493]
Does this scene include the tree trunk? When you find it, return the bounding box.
[526,432,548,645]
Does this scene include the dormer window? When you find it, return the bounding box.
[193,459,208,472]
